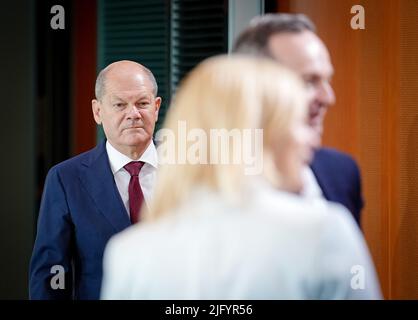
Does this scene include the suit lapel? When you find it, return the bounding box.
[79,141,131,232]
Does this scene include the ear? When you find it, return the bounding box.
[154,97,162,122]
[92,99,102,125]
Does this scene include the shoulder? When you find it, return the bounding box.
[311,148,362,185]
[101,224,153,299]
[314,147,358,168]
[105,223,158,255]
[46,144,105,178]
[311,205,381,298]
[253,181,354,232]
[259,189,379,299]
[103,224,154,277]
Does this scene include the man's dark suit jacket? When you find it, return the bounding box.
[29,141,132,300]
[310,147,364,226]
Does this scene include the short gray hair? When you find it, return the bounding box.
[232,13,316,58]
[95,63,158,101]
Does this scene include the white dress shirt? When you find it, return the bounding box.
[106,140,158,215]
[101,178,382,300]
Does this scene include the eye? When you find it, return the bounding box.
[137,101,150,108]
[303,75,333,89]
[114,102,126,108]
[303,76,320,87]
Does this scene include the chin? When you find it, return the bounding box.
[125,133,151,146]
[310,130,322,149]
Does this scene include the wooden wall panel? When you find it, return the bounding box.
[277,0,418,299]
[395,0,418,299]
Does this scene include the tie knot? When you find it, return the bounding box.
[124,161,144,176]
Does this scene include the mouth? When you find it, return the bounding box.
[308,107,325,130]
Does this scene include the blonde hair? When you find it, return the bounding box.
[144,55,307,221]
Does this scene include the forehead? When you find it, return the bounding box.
[105,69,154,99]
[267,30,334,78]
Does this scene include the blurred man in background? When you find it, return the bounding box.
[233,13,364,226]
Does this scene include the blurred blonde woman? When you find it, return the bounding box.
[101,55,381,299]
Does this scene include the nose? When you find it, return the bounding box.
[317,81,336,107]
[126,105,141,120]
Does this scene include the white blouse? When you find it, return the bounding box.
[101,179,381,300]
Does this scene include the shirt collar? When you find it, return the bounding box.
[106,140,158,174]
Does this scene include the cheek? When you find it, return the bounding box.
[280,133,305,173]
[294,134,306,155]
[273,137,293,172]
[286,140,305,192]
[103,115,124,133]
[273,140,303,192]
[141,108,158,125]
[305,87,317,103]
[286,140,302,170]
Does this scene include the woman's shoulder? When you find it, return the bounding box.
[251,178,353,226]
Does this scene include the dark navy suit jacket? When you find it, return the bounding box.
[310,147,364,226]
[29,141,131,300]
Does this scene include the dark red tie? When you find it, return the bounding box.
[124,161,145,224]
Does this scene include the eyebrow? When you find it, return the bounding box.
[111,94,151,101]
[111,96,127,102]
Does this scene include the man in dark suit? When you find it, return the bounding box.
[233,13,363,226]
[29,60,161,299]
